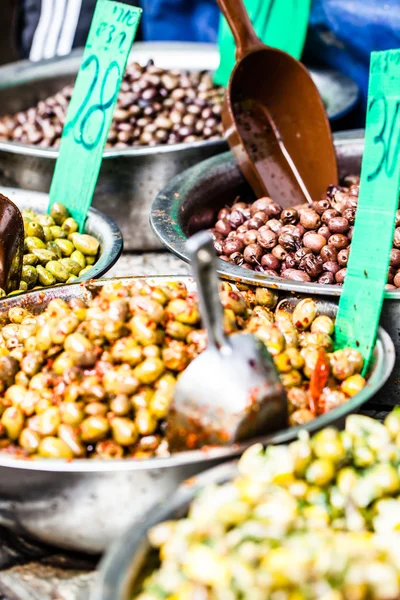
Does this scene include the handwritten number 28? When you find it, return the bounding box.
[367,94,400,182]
[64,55,120,150]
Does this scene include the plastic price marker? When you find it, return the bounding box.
[214,0,311,87]
[48,0,142,231]
[335,49,400,374]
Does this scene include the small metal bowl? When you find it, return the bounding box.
[0,186,123,292]
[0,277,394,554]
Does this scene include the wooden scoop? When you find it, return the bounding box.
[217,0,338,208]
[167,231,288,452]
[0,194,24,294]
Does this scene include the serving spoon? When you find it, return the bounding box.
[0,194,24,295]
[167,231,288,452]
[217,0,338,208]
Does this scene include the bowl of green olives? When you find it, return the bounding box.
[0,186,123,297]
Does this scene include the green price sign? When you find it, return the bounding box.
[335,49,400,371]
[49,0,142,230]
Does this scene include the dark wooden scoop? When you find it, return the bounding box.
[217,0,338,208]
[0,194,24,294]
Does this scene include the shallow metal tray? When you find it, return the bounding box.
[0,276,394,554]
[0,42,359,250]
[0,186,122,290]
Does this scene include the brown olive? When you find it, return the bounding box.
[247,217,264,230]
[215,219,231,236]
[224,238,244,256]
[335,268,347,284]
[303,233,327,253]
[243,230,259,246]
[321,209,340,225]
[337,248,349,267]
[257,228,278,249]
[322,261,340,275]
[229,210,245,229]
[328,234,349,250]
[243,244,262,264]
[299,209,321,230]
[261,254,280,270]
[391,249,400,267]
[314,199,330,214]
[281,269,311,282]
[328,217,349,234]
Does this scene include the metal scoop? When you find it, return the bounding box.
[0,194,24,294]
[217,0,338,208]
[167,231,288,452]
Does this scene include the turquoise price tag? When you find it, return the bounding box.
[335,49,400,373]
[48,0,142,231]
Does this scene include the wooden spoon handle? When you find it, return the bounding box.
[216,0,263,59]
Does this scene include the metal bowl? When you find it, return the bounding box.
[150,129,400,407]
[0,276,394,554]
[92,461,239,600]
[0,186,122,290]
[0,43,359,250]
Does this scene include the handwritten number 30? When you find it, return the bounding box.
[64,55,121,150]
[367,94,400,182]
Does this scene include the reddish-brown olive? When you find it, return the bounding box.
[303,232,327,253]
[218,208,230,221]
[243,244,262,264]
[394,271,400,287]
[328,234,349,250]
[250,197,273,214]
[278,233,298,252]
[257,228,278,249]
[281,269,311,282]
[261,254,280,270]
[229,210,245,229]
[247,217,264,230]
[321,209,340,225]
[337,248,349,267]
[335,268,347,284]
[328,216,349,234]
[391,249,400,267]
[215,219,231,236]
[266,219,282,234]
[223,238,244,256]
[314,199,331,215]
[394,228,400,249]
[342,208,356,225]
[272,245,287,261]
[252,211,268,223]
[281,208,298,224]
[320,245,338,262]
[243,229,259,246]
[299,209,321,230]
[318,272,335,285]
[317,225,331,240]
[322,261,340,275]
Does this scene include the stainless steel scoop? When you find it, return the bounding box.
[167,231,288,452]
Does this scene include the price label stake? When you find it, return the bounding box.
[48,0,142,231]
[335,49,400,373]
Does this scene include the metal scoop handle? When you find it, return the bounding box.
[186,232,231,353]
[216,0,264,59]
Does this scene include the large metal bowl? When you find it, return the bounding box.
[0,276,394,554]
[0,186,122,289]
[92,461,239,600]
[0,43,359,250]
[151,129,400,406]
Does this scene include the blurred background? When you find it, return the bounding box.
[0,0,399,129]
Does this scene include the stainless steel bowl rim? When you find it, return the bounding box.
[0,186,123,286]
[0,137,226,160]
[0,275,393,474]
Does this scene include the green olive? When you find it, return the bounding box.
[25,221,45,240]
[38,436,74,459]
[62,217,79,234]
[25,236,46,252]
[22,253,38,266]
[36,265,56,287]
[70,232,99,256]
[80,416,110,443]
[46,261,70,282]
[50,202,70,225]
[21,265,38,288]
